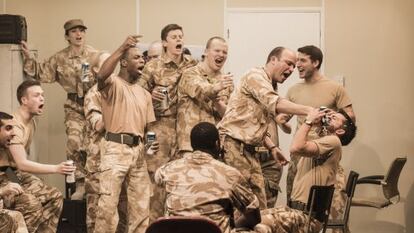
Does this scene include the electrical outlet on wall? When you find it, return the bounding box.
[332,74,345,87]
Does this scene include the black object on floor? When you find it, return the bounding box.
[57,199,87,233]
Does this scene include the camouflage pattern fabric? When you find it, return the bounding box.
[176,63,232,153]
[0,210,17,233]
[221,136,267,209]
[259,154,282,208]
[155,150,259,233]
[330,165,348,233]
[256,206,322,233]
[84,85,127,233]
[23,45,102,182]
[286,154,300,203]
[140,53,197,223]
[94,140,150,233]
[1,209,28,233]
[139,53,197,117]
[217,67,278,146]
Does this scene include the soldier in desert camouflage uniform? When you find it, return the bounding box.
[0,81,75,233]
[139,23,197,222]
[0,113,28,233]
[217,47,314,209]
[285,46,355,232]
[21,19,101,199]
[94,35,155,233]
[287,108,356,233]
[155,122,261,233]
[176,36,233,156]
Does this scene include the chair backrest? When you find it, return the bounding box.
[145,216,222,233]
[383,157,407,203]
[306,185,335,225]
[343,171,359,225]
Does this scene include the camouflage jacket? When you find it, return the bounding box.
[139,53,197,117]
[155,150,259,233]
[218,67,279,145]
[23,45,100,98]
[176,64,232,152]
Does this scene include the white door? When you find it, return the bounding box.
[226,8,322,206]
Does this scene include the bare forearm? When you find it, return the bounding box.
[290,124,311,154]
[16,160,58,174]
[97,49,122,82]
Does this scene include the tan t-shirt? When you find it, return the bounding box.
[290,135,342,203]
[0,112,35,167]
[218,67,278,145]
[287,76,352,131]
[100,75,155,137]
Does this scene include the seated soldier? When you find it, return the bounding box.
[256,108,357,233]
[155,122,261,233]
[0,81,75,233]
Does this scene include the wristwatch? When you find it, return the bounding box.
[304,119,313,126]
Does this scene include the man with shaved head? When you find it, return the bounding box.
[217,47,315,209]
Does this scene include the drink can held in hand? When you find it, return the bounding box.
[146,132,156,155]
[66,160,75,183]
[159,87,169,110]
[81,62,90,82]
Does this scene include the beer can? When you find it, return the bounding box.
[159,87,169,110]
[81,62,90,82]
[66,160,75,184]
[146,131,156,144]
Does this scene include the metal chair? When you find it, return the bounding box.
[326,170,359,232]
[351,157,407,208]
[145,216,222,233]
[305,185,335,233]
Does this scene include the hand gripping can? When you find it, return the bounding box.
[159,87,169,110]
[81,62,90,82]
[146,132,156,155]
[66,160,75,184]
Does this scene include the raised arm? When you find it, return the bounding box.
[276,98,313,116]
[97,35,140,87]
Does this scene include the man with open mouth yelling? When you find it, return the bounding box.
[139,23,197,223]
[217,47,316,209]
[0,80,75,232]
[21,19,103,200]
[176,36,233,157]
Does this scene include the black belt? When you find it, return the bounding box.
[67,93,84,106]
[230,137,265,155]
[105,132,142,147]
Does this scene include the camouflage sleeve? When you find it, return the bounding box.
[179,69,216,101]
[23,54,58,83]
[312,135,341,159]
[84,86,102,129]
[154,165,166,187]
[139,61,156,92]
[229,175,260,213]
[242,74,278,116]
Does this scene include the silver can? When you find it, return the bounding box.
[146,131,156,144]
[81,62,90,82]
[66,160,75,184]
[159,87,169,110]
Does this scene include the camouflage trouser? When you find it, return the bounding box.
[16,171,63,233]
[146,117,176,223]
[85,138,128,233]
[221,136,267,209]
[286,154,300,202]
[256,206,322,233]
[1,209,28,233]
[64,103,88,181]
[95,140,150,233]
[258,152,282,208]
[330,165,348,233]
[0,171,63,233]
